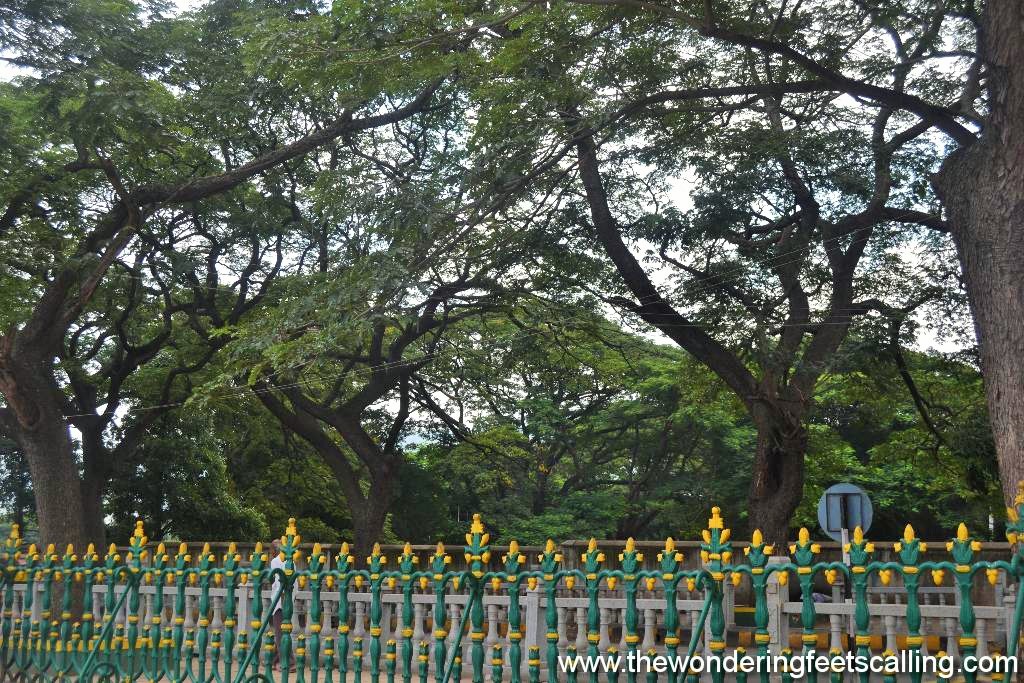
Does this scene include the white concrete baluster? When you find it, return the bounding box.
[486,603,500,654]
[413,602,426,646]
[598,608,611,652]
[557,606,570,656]
[448,603,462,658]
[976,618,988,659]
[884,614,897,653]
[575,607,587,653]
[353,600,367,641]
[322,597,335,639]
[641,608,656,652]
[829,614,843,653]
[945,615,959,662]
[211,594,225,633]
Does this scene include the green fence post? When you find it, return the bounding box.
[790,527,819,683]
[527,645,539,683]
[367,543,387,683]
[278,519,301,683]
[387,638,398,683]
[432,543,451,683]
[221,542,241,683]
[196,542,215,683]
[895,525,924,683]
[618,539,641,683]
[324,635,337,683]
[846,526,873,683]
[658,538,682,683]
[354,635,365,683]
[418,640,430,683]
[0,524,21,669]
[539,538,562,683]
[744,529,772,683]
[307,543,326,683]
[464,514,491,683]
[948,523,980,683]
[578,540,604,683]
[491,643,503,683]
[398,543,418,683]
[699,507,730,683]
[170,543,191,681]
[336,543,355,683]
[503,541,525,683]
[246,542,268,680]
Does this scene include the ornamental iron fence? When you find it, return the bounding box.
[3,493,1024,683]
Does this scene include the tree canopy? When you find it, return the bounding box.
[0,0,1017,547]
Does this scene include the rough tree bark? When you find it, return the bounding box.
[0,348,90,549]
[748,405,808,544]
[933,0,1024,507]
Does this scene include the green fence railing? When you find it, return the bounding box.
[2,493,1024,683]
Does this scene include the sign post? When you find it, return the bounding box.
[818,483,873,634]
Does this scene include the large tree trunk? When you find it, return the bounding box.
[933,0,1024,509]
[351,479,394,554]
[0,349,90,550]
[18,418,89,550]
[747,408,807,546]
[80,453,108,548]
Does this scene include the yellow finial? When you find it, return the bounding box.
[156,543,165,556]
[65,544,74,556]
[86,543,96,557]
[853,527,864,544]
[1015,481,1024,507]
[134,521,144,538]
[108,543,117,556]
[201,542,211,557]
[751,529,763,546]
[957,522,969,542]
[708,507,723,530]
[9,523,19,541]
[470,514,484,535]
[544,538,556,553]
[798,528,810,544]
[403,542,413,556]
[508,540,519,554]
[664,537,675,552]
[312,542,322,557]
[371,542,382,559]
[341,542,350,555]
[903,525,915,542]
[433,541,444,556]
[228,542,237,554]
[588,538,598,552]
[178,542,187,555]
[624,538,635,553]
